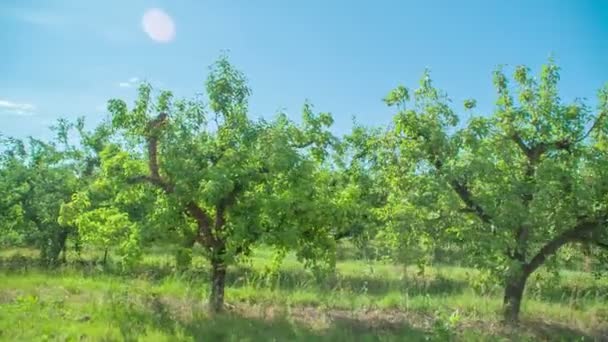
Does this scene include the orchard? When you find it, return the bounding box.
[1,58,607,340]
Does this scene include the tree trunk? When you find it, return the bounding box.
[74,236,82,258]
[209,258,226,313]
[103,248,108,265]
[58,229,69,264]
[503,272,528,323]
[61,248,68,264]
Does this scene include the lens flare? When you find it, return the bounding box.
[142,8,175,43]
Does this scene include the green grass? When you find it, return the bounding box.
[0,247,607,341]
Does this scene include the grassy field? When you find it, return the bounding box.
[0,247,607,341]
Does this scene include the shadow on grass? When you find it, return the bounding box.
[515,319,603,342]
[0,252,602,341]
[108,294,601,342]
[110,297,429,342]
[525,282,608,305]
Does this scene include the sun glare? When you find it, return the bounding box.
[142,8,175,43]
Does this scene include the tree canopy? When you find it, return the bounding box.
[381,61,608,321]
[66,56,341,311]
[1,57,606,321]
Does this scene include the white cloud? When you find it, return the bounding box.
[0,99,36,116]
[118,77,140,88]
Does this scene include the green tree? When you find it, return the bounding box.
[58,191,141,265]
[0,136,79,264]
[95,57,335,312]
[324,124,390,252]
[383,61,608,322]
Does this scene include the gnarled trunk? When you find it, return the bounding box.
[209,257,226,313]
[502,271,528,323]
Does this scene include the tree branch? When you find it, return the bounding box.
[291,141,315,149]
[576,111,606,143]
[506,124,602,265]
[139,113,218,249]
[146,112,168,179]
[524,217,605,275]
[186,202,215,248]
[127,175,174,193]
[125,113,174,193]
[433,158,493,225]
[449,179,493,225]
[510,133,534,160]
[536,139,573,155]
[333,222,368,241]
[509,132,573,163]
[214,182,242,231]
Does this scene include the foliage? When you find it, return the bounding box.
[65,56,341,310]
[0,55,606,325]
[0,136,78,264]
[381,60,608,321]
[59,192,141,265]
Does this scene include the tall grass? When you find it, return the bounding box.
[0,246,606,341]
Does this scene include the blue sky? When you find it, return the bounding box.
[1,0,607,139]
